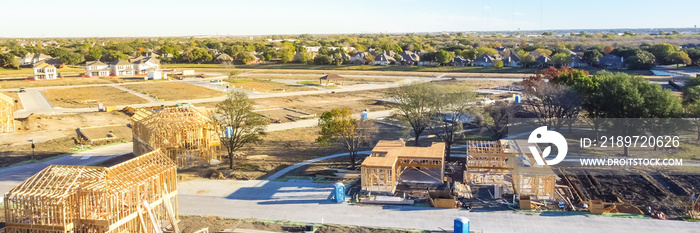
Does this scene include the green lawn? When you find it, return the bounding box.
[0,66,85,78]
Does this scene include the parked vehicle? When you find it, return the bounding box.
[19,87,26,93]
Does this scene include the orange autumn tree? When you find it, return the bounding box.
[522,66,590,88]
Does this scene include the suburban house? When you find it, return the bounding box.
[452,56,471,67]
[474,54,496,67]
[213,53,234,64]
[130,56,160,75]
[535,55,552,67]
[503,53,521,67]
[569,54,589,68]
[372,51,397,65]
[109,59,135,76]
[350,51,370,65]
[398,51,420,66]
[319,74,344,86]
[19,53,52,66]
[597,54,625,69]
[32,62,57,80]
[84,61,110,77]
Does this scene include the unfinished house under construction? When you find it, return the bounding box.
[132,106,221,168]
[361,140,445,194]
[465,140,556,200]
[3,149,179,233]
[0,92,15,133]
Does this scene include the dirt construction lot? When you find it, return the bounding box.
[179,215,421,233]
[228,78,317,93]
[123,82,225,101]
[42,86,149,108]
[1,91,23,110]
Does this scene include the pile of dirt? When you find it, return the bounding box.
[0,136,77,168]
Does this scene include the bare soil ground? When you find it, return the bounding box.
[78,124,133,145]
[245,74,406,83]
[227,78,316,93]
[1,91,23,110]
[123,82,225,101]
[432,79,517,90]
[179,215,421,233]
[251,90,390,116]
[179,122,405,181]
[0,112,131,168]
[0,77,134,89]
[42,86,148,108]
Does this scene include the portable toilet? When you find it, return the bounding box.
[514,94,521,103]
[224,126,234,138]
[360,109,368,121]
[333,183,345,203]
[454,217,469,233]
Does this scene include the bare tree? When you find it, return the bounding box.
[523,81,582,130]
[387,82,436,146]
[214,91,269,169]
[426,85,477,159]
[483,101,521,139]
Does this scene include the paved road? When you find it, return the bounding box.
[177,179,700,233]
[0,142,133,198]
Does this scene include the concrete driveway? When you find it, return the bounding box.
[178,179,700,233]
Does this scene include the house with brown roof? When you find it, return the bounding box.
[130,56,160,74]
[109,59,135,76]
[214,53,234,64]
[32,61,57,80]
[84,61,110,77]
[319,74,344,86]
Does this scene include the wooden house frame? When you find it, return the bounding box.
[465,139,556,200]
[361,140,445,194]
[0,92,15,133]
[132,106,221,168]
[3,149,178,233]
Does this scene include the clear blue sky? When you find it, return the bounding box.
[2,0,699,37]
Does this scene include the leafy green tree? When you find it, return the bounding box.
[313,54,332,65]
[493,60,504,68]
[0,53,19,69]
[316,108,378,168]
[236,52,256,64]
[183,47,213,63]
[626,51,656,70]
[533,48,553,57]
[583,47,602,66]
[551,53,572,67]
[669,51,691,67]
[59,52,85,65]
[685,48,700,66]
[648,43,679,64]
[298,49,312,64]
[434,49,454,65]
[214,91,269,169]
[279,42,295,63]
[476,47,498,57]
[103,50,128,62]
[88,47,103,61]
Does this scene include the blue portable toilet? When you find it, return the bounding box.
[514,95,521,103]
[454,217,469,233]
[360,109,368,121]
[333,183,345,203]
[224,126,233,138]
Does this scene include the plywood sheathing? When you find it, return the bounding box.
[0,92,15,133]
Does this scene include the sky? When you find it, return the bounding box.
[2,0,699,38]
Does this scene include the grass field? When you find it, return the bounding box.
[226,78,317,93]
[162,63,655,76]
[42,86,149,108]
[1,91,23,110]
[123,82,226,101]
[0,66,84,78]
